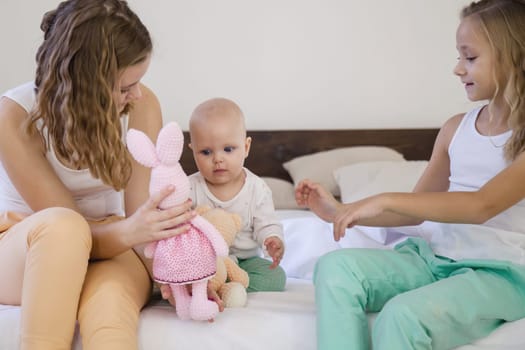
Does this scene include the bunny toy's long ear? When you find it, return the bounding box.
[156,122,184,166]
[126,129,159,168]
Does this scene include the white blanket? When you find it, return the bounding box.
[1,210,524,349]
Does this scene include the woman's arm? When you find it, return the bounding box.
[89,84,195,260]
[89,83,162,258]
[0,97,136,259]
[0,89,193,261]
[0,97,80,212]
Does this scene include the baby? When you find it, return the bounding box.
[188,97,286,292]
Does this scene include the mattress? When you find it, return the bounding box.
[1,210,524,349]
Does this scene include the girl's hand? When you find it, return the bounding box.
[295,179,341,223]
[331,195,385,241]
[295,180,387,241]
[264,236,284,269]
[125,185,196,247]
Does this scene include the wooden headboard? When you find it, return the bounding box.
[181,128,439,182]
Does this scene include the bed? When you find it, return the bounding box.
[1,128,524,350]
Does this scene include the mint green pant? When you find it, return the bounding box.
[238,256,286,292]
[314,238,525,350]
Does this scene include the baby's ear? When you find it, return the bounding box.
[244,136,252,158]
[126,129,158,167]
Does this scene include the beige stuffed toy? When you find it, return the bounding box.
[197,206,250,308]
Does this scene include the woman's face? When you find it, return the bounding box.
[114,54,151,113]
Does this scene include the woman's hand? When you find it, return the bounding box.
[295,179,341,223]
[125,185,196,247]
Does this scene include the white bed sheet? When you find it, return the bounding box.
[278,210,525,350]
[1,210,524,349]
[278,209,409,280]
[0,278,315,350]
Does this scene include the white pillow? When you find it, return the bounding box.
[334,160,428,203]
[262,177,302,210]
[283,147,405,197]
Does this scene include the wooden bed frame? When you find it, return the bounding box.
[181,128,440,182]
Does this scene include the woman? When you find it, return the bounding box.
[0,1,195,349]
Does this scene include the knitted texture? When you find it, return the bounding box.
[127,122,190,208]
[150,224,216,284]
[127,122,228,321]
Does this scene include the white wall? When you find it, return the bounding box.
[1,0,477,130]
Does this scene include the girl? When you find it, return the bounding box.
[296,0,525,349]
[0,0,196,349]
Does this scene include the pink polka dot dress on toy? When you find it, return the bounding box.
[151,221,217,284]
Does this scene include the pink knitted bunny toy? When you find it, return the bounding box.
[126,121,228,321]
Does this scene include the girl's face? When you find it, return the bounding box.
[114,54,151,113]
[453,17,499,102]
[190,116,251,188]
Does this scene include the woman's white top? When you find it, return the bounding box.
[425,105,525,264]
[0,82,126,220]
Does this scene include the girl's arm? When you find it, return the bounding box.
[296,114,462,231]
[378,151,525,224]
[341,113,463,227]
[328,114,525,239]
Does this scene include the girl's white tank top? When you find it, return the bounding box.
[425,105,525,264]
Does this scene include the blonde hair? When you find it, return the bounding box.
[28,0,152,190]
[461,0,525,160]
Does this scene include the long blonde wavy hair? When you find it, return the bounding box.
[461,0,525,161]
[28,0,152,190]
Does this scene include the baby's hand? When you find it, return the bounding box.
[264,236,284,269]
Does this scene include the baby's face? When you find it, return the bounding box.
[190,114,250,188]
